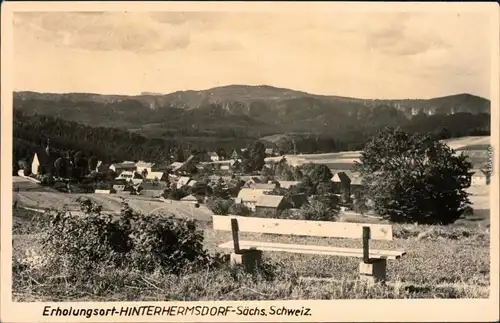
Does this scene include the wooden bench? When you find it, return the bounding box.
[212,215,406,283]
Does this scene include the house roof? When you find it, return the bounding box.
[169,161,184,168]
[472,169,487,177]
[178,176,191,186]
[187,180,198,187]
[136,161,155,168]
[276,181,300,189]
[265,148,274,154]
[111,163,137,169]
[33,148,57,167]
[181,194,198,202]
[256,195,284,208]
[249,183,276,190]
[146,171,164,180]
[332,171,352,184]
[237,188,268,202]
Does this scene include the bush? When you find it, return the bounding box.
[206,197,233,215]
[38,198,225,277]
[297,199,338,221]
[228,203,251,216]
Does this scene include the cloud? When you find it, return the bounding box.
[14,12,191,52]
[362,15,451,57]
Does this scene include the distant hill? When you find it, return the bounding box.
[14,85,490,149]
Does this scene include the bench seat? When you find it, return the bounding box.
[219,240,406,260]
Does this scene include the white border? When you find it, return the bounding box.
[1,2,499,322]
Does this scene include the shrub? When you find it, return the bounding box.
[228,203,251,216]
[38,198,225,278]
[206,197,233,215]
[297,199,338,221]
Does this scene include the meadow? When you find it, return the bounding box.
[12,184,490,301]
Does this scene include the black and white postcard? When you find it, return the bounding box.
[1,2,498,322]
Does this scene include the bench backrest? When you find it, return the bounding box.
[212,215,394,241]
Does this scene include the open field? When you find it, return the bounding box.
[441,136,490,151]
[265,136,490,169]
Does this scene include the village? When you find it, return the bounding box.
[15,139,376,218]
[15,136,490,222]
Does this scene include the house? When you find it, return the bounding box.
[112,179,128,193]
[350,176,364,198]
[145,171,166,182]
[230,150,240,160]
[115,171,143,185]
[181,194,199,204]
[206,152,220,162]
[95,160,103,172]
[276,180,300,189]
[31,141,57,175]
[331,171,352,198]
[247,183,277,190]
[471,169,490,186]
[168,162,185,173]
[265,148,276,156]
[136,161,155,175]
[177,176,192,189]
[236,188,269,211]
[255,194,288,216]
[109,162,137,174]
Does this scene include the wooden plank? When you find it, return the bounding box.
[212,215,393,240]
[363,226,370,263]
[218,240,406,260]
[231,218,241,254]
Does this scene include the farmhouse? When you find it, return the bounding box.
[236,188,269,211]
[109,162,137,174]
[255,194,288,216]
[471,169,490,186]
[135,161,155,174]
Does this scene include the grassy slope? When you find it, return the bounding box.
[12,180,490,301]
[12,209,490,301]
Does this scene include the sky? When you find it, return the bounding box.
[12,10,493,99]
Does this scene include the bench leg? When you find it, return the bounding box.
[230,249,263,273]
[359,259,387,284]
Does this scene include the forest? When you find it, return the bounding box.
[13,108,490,169]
